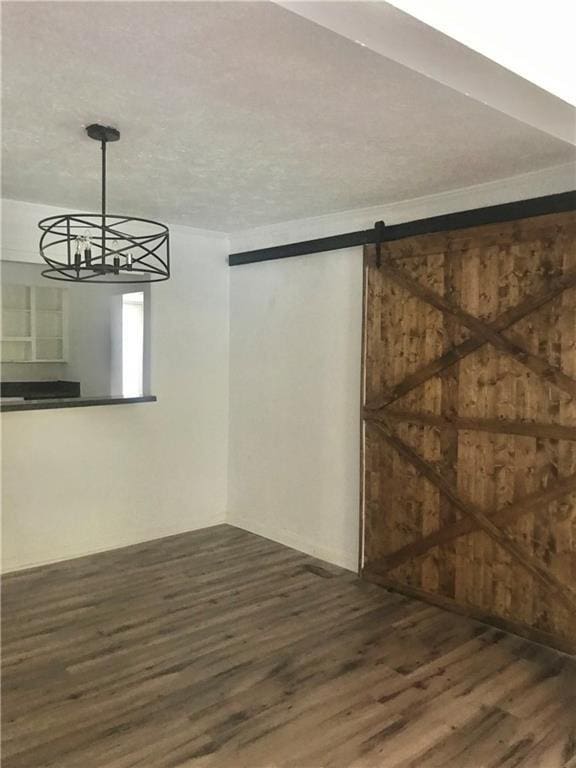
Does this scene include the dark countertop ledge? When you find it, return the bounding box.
[1,395,157,413]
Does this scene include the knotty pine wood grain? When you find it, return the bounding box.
[361,210,576,652]
[2,526,576,768]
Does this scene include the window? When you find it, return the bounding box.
[122,292,144,397]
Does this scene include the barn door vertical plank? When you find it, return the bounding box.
[359,246,372,573]
[556,229,576,634]
[436,246,460,600]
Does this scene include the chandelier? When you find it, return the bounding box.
[39,124,170,283]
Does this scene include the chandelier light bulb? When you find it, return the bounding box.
[74,239,82,269]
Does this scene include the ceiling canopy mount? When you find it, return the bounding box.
[85,123,120,143]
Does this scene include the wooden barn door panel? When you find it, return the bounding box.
[360,211,576,654]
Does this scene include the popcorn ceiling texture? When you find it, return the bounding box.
[2,1,575,232]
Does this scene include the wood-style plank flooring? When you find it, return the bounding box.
[2,524,576,768]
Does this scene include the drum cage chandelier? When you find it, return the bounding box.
[38,124,170,283]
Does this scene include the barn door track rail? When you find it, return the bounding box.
[228,191,575,266]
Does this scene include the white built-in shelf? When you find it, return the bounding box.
[1,284,68,363]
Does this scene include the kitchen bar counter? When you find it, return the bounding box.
[1,395,157,412]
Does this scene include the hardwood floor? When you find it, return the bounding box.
[2,525,576,768]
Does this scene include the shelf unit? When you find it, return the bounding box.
[1,284,68,363]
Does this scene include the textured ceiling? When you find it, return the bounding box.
[2,1,575,231]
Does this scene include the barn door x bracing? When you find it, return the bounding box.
[360,210,576,654]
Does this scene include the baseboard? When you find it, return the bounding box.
[228,512,358,572]
[1,515,226,574]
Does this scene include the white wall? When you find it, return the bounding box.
[1,200,229,571]
[228,249,363,570]
[227,163,576,571]
[65,282,119,397]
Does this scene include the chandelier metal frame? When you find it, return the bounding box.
[38,124,170,283]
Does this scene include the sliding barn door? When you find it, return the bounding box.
[360,210,576,654]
